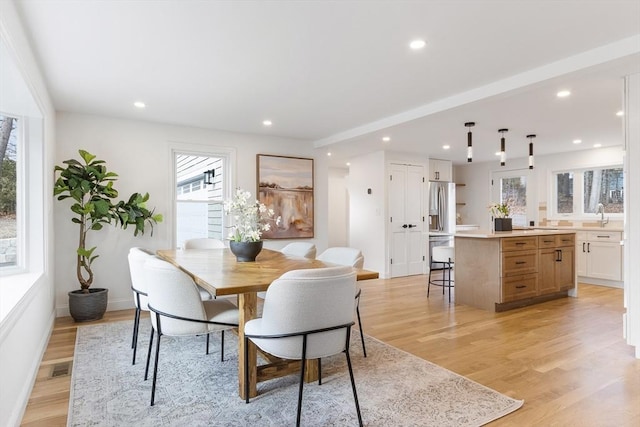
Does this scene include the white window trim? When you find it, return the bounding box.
[169,142,236,249]
[548,163,624,221]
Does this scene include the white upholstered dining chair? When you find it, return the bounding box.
[143,258,239,406]
[127,247,154,365]
[280,241,317,259]
[244,266,363,427]
[316,247,367,357]
[183,237,226,249]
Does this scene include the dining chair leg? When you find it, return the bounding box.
[318,358,322,385]
[131,307,140,348]
[150,332,162,406]
[427,256,433,297]
[345,349,363,427]
[356,305,367,357]
[206,333,210,355]
[345,328,363,427]
[296,336,308,427]
[244,335,250,404]
[144,328,155,381]
[220,330,225,362]
[131,307,141,365]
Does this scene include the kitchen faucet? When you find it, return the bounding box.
[596,203,609,227]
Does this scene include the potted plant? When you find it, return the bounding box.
[489,202,512,231]
[54,149,162,321]
[223,188,278,262]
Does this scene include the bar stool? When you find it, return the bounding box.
[428,246,455,302]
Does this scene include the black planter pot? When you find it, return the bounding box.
[229,241,263,262]
[68,288,108,322]
[494,218,513,231]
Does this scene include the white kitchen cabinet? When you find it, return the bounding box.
[576,231,623,281]
[429,159,452,182]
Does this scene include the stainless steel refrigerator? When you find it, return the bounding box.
[428,181,456,264]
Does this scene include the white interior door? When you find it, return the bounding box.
[491,168,536,227]
[390,163,424,277]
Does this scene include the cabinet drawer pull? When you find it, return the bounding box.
[515,285,527,289]
[515,261,527,265]
[515,242,526,245]
[596,235,610,238]
[543,240,553,243]
[582,242,586,252]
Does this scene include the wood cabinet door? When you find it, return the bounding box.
[556,246,575,290]
[538,248,558,295]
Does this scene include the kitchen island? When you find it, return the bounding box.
[454,229,577,312]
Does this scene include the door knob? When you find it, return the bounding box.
[402,224,408,228]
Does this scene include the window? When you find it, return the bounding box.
[552,166,624,217]
[492,169,535,227]
[175,153,226,248]
[0,114,18,269]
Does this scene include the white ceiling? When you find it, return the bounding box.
[14,0,640,166]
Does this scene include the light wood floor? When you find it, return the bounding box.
[21,277,639,426]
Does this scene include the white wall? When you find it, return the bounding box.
[54,113,329,315]
[328,167,349,247]
[348,151,387,275]
[0,1,56,426]
[454,146,625,229]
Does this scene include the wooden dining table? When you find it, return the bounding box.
[156,247,379,399]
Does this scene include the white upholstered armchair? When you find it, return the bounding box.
[243,266,363,427]
[143,258,239,406]
[316,247,367,357]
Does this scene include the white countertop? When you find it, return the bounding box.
[531,225,624,232]
[455,229,577,239]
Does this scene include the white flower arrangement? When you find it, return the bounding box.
[223,188,279,242]
[488,202,510,218]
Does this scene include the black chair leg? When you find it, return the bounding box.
[150,333,162,406]
[318,358,322,385]
[221,330,225,362]
[131,307,141,365]
[345,349,363,427]
[427,256,432,297]
[206,333,210,355]
[296,336,308,427]
[244,335,250,403]
[356,305,367,357]
[131,307,140,349]
[144,328,155,380]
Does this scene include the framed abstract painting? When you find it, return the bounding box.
[257,154,314,239]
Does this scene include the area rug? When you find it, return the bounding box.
[68,320,523,426]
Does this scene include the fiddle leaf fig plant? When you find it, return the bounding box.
[54,149,163,291]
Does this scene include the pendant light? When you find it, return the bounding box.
[465,122,475,162]
[498,129,508,166]
[527,134,536,169]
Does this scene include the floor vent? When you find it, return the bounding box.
[50,361,72,378]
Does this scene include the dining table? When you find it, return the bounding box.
[156,247,379,399]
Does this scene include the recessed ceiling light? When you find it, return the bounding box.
[442,145,450,150]
[382,136,391,142]
[262,120,272,126]
[409,39,426,50]
[616,110,624,116]
[557,90,571,98]
[346,162,351,166]
[327,152,332,156]
[593,143,602,148]
[573,139,582,144]
[495,152,501,156]
[133,101,146,109]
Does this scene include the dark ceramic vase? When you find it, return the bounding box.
[68,288,108,322]
[494,218,513,231]
[229,240,263,262]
